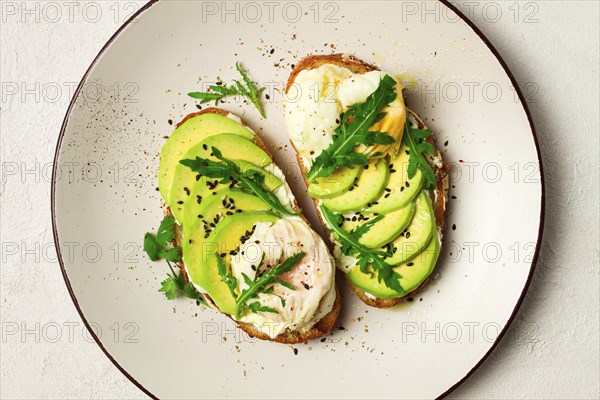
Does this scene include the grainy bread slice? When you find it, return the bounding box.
[164,107,341,343]
[285,54,449,308]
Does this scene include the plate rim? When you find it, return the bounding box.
[50,1,545,399]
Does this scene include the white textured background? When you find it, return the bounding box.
[1,1,598,399]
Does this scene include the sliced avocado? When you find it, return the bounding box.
[158,114,254,204]
[342,202,415,249]
[169,134,272,222]
[322,159,389,213]
[384,192,435,266]
[182,187,271,238]
[367,144,423,214]
[308,166,362,199]
[181,176,229,230]
[181,163,281,230]
[184,211,278,314]
[347,234,440,299]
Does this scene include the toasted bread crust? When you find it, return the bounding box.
[236,285,341,344]
[285,54,449,308]
[166,107,341,344]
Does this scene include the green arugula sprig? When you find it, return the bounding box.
[404,117,436,190]
[188,62,266,118]
[305,75,397,182]
[180,147,296,216]
[143,216,209,306]
[320,205,405,295]
[216,252,304,319]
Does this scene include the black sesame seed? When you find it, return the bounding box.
[177,200,184,205]
[452,224,456,230]
[407,262,414,266]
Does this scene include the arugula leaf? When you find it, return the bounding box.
[188,62,266,118]
[248,302,278,314]
[232,252,304,319]
[320,205,405,295]
[305,75,397,182]
[180,147,296,216]
[404,117,436,190]
[216,253,239,299]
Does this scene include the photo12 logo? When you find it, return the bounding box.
[400,1,540,24]
[200,1,340,23]
[1,321,139,344]
[0,1,142,24]
[1,81,139,104]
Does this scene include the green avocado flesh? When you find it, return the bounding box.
[158,114,254,204]
[182,188,270,238]
[342,202,415,249]
[168,134,271,221]
[181,163,281,233]
[308,166,362,199]
[322,159,389,213]
[367,145,423,214]
[384,192,435,266]
[347,233,440,299]
[184,210,278,314]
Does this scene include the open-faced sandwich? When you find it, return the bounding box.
[283,54,449,308]
[150,107,340,343]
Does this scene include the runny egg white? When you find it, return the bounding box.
[283,63,407,163]
[229,217,336,338]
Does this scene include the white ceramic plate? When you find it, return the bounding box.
[52,1,544,398]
